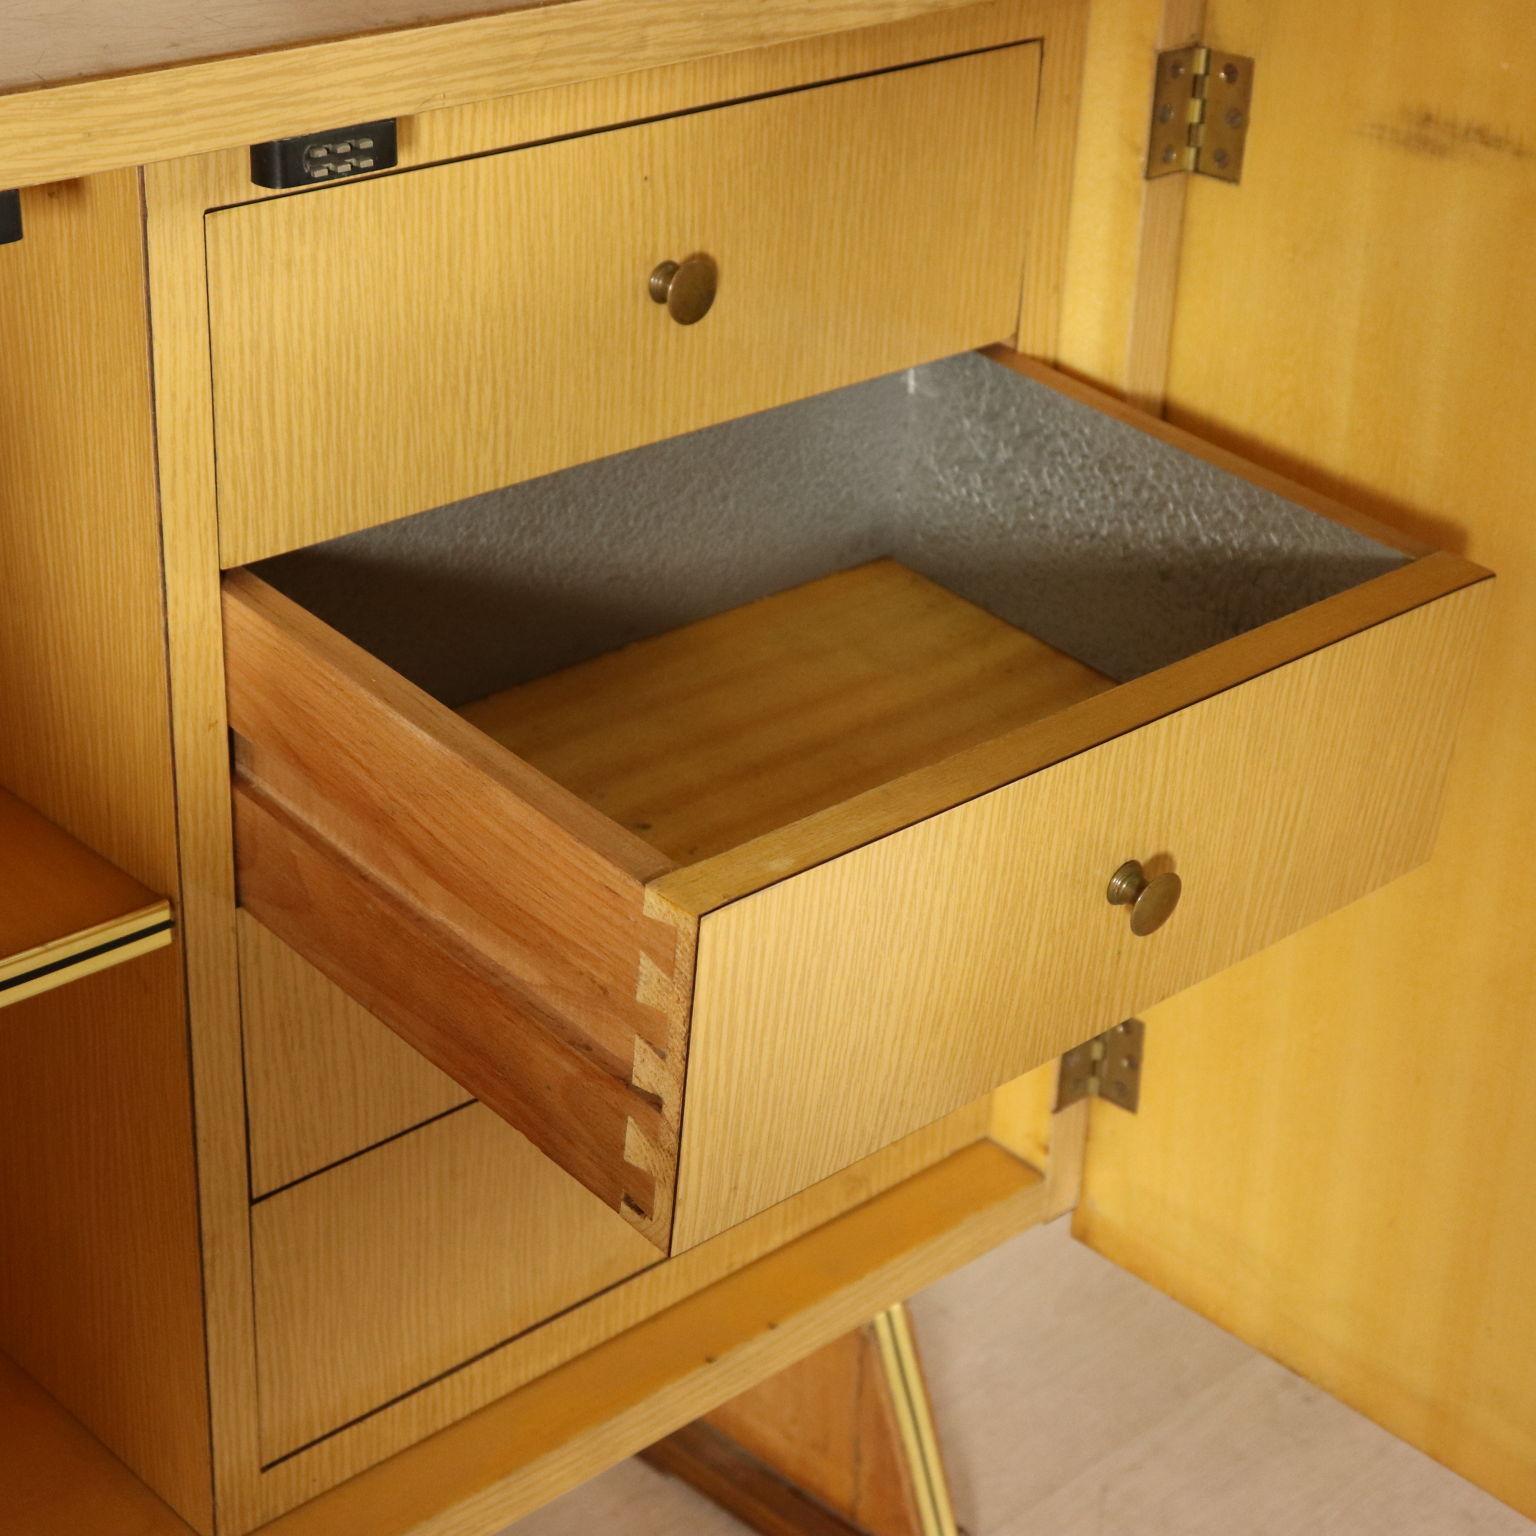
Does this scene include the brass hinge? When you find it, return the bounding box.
[1054,1018,1145,1113]
[1145,45,1255,183]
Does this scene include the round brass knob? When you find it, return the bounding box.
[1106,859,1182,936]
[649,254,718,326]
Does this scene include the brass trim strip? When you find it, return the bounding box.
[871,1302,958,1536]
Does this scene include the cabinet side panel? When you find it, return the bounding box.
[1072,0,1536,1518]
[0,172,212,1529]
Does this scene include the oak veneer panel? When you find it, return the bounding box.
[1073,0,1536,1517]
[243,1100,988,1523]
[672,580,1492,1249]
[238,913,471,1196]
[0,169,211,1530]
[254,1141,1045,1536]
[0,1353,197,1536]
[205,45,1040,563]
[0,0,1002,188]
[0,788,172,1007]
[252,1108,661,1460]
[461,561,1114,865]
[250,1098,991,1472]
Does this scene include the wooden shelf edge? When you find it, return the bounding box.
[251,1141,1047,1536]
[1,787,175,1010]
[0,901,174,1010]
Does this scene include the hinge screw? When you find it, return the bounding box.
[1169,60,1186,78]
[1226,107,1245,128]
[1220,61,1241,83]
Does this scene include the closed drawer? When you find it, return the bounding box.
[250,1105,659,1459]
[247,1073,991,1460]
[205,42,1040,566]
[223,359,1493,1257]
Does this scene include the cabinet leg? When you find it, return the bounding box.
[641,1301,956,1536]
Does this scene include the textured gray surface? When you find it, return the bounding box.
[258,353,1405,705]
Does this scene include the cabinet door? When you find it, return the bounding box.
[1068,0,1536,1518]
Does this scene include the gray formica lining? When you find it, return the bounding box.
[257,352,1406,705]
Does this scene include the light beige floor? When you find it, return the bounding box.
[507,1216,1533,1535]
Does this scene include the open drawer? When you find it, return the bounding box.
[223,355,1492,1255]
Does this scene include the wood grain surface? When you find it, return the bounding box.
[678,1304,943,1536]
[0,1354,198,1536]
[238,913,471,1197]
[672,580,1491,1249]
[1122,0,1205,411]
[0,788,171,1007]
[251,1108,661,1461]
[462,561,1112,865]
[225,572,687,1246]
[255,1142,1047,1536]
[142,149,269,1530]
[652,550,1474,920]
[205,45,1039,562]
[1072,0,1536,1518]
[0,168,212,1529]
[133,14,1067,1518]
[0,0,1015,188]
[241,1101,989,1525]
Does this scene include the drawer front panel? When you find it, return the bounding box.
[238,912,470,1197]
[671,580,1492,1250]
[205,44,1039,564]
[250,1093,993,1461]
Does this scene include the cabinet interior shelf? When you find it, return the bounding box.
[0,788,173,1009]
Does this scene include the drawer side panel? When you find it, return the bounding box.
[224,572,692,1248]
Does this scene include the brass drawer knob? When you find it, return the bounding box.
[649,254,718,325]
[1107,859,1182,936]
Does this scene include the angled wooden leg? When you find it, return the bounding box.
[640,1300,956,1536]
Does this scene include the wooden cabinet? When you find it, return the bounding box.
[0,0,1525,1532]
